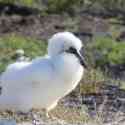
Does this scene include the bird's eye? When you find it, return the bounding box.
[66,47,77,54]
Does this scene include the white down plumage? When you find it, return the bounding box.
[0,32,86,113]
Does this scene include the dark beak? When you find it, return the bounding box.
[76,51,87,68]
[66,47,87,68]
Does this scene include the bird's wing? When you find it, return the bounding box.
[0,61,31,85]
[26,57,55,83]
[7,61,31,70]
[0,58,55,90]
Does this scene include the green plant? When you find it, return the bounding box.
[0,0,35,7]
[19,0,35,7]
[46,0,82,14]
[80,68,105,94]
[0,34,47,73]
[87,37,125,67]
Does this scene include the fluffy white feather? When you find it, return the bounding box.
[0,32,84,112]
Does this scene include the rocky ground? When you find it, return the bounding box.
[0,83,125,125]
[61,83,125,124]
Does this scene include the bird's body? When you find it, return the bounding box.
[0,32,86,113]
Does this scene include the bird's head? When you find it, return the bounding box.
[48,32,87,68]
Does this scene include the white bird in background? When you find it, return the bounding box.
[0,32,87,115]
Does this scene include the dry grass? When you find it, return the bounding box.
[50,104,89,124]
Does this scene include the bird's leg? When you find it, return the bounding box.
[31,113,41,125]
[30,108,48,125]
[27,109,41,125]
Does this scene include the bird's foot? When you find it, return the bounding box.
[30,109,48,124]
[32,114,42,125]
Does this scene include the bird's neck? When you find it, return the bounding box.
[52,53,84,84]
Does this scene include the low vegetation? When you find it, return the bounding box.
[86,37,125,67]
[0,34,47,73]
[46,0,82,14]
[78,36,125,93]
[1,0,125,18]
[80,68,105,94]
[0,0,35,7]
